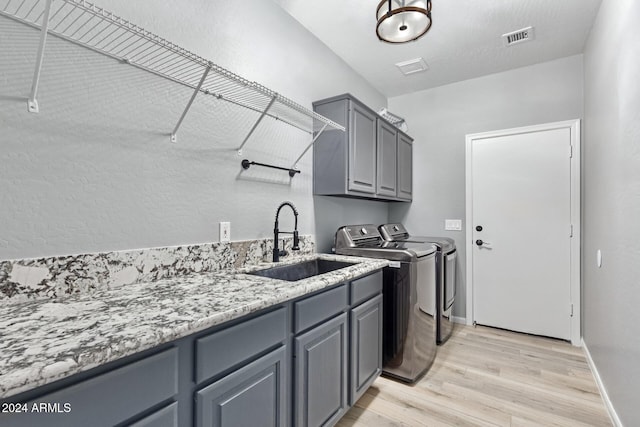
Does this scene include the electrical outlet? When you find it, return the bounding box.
[444,219,462,231]
[219,222,231,243]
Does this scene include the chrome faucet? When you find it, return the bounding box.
[273,201,300,262]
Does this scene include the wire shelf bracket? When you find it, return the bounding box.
[291,122,328,169]
[237,94,277,156]
[27,0,53,113]
[1,0,345,161]
[170,63,211,143]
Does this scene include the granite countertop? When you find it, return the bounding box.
[0,253,387,399]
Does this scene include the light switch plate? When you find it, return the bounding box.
[445,219,462,231]
[219,222,231,242]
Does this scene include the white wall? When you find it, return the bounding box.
[583,0,640,425]
[0,0,387,259]
[388,55,584,317]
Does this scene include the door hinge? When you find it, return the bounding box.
[570,303,574,317]
[569,224,574,237]
[569,144,573,158]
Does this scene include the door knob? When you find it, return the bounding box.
[476,239,483,246]
[476,239,492,248]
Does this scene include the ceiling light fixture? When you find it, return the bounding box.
[376,0,432,44]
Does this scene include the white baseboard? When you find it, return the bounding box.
[582,339,624,427]
[451,316,466,325]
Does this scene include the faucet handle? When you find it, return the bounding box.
[279,239,288,257]
[292,231,300,251]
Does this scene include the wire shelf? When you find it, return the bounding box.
[0,0,345,145]
[377,108,406,130]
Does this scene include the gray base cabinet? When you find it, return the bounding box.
[292,271,383,427]
[350,294,383,405]
[294,313,348,427]
[130,402,178,427]
[1,270,383,427]
[196,346,287,427]
[313,93,413,202]
[0,348,179,427]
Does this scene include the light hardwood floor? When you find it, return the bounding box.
[337,324,611,427]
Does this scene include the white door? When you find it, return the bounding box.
[469,125,574,340]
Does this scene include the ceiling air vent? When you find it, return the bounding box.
[502,26,535,46]
[395,57,429,76]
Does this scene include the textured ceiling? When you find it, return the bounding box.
[274,0,602,97]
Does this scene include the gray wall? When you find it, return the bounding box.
[387,55,584,317]
[583,0,640,425]
[313,196,390,253]
[0,0,387,260]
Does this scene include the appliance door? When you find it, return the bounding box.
[444,250,457,310]
[416,254,436,316]
[382,255,437,382]
[382,263,411,368]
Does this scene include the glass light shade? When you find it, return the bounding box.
[376,0,432,43]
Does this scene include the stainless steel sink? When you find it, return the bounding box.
[249,259,358,282]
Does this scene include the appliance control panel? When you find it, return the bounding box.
[335,224,382,249]
[379,223,409,240]
[345,224,380,239]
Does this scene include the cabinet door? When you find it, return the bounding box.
[195,307,287,384]
[295,313,348,427]
[376,120,398,197]
[129,402,178,427]
[196,346,286,427]
[397,133,413,200]
[0,348,178,427]
[348,102,377,194]
[349,295,383,405]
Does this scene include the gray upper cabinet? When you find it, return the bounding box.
[376,120,398,197]
[349,102,377,194]
[313,94,412,202]
[397,133,413,200]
